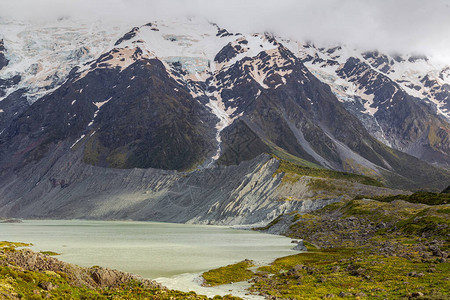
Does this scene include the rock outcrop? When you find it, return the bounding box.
[0,39,8,71]
[1,248,162,289]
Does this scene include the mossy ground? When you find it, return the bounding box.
[250,249,449,299]
[202,260,255,286]
[286,199,450,250]
[39,251,59,256]
[250,198,450,299]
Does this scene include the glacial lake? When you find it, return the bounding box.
[1,220,297,297]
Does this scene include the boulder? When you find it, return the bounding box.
[293,240,307,251]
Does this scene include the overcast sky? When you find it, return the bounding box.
[2,0,450,63]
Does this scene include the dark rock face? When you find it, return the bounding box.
[214,39,251,64]
[114,27,140,46]
[408,54,428,63]
[0,75,21,98]
[82,58,216,170]
[337,57,450,166]
[213,23,234,37]
[218,120,271,165]
[419,75,450,121]
[362,51,392,73]
[442,185,450,193]
[214,43,240,63]
[0,89,29,136]
[0,50,216,171]
[0,39,8,70]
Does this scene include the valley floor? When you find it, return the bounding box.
[1,195,449,299]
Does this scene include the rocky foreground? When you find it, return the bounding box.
[0,242,239,299]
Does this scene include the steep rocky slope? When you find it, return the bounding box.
[290,43,450,167]
[0,51,217,171]
[0,149,359,225]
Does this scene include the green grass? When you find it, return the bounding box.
[437,208,450,214]
[251,249,450,299]
[0,241,31,248]
[307,178,339,192]
[396,214,450,239]
[39,251,60,256]
[341,199,426,221]
[202,260,255,286]
[282,199,449,250]
[355,191,450,205]
[275,160,383,187]
[286,199,450,253]
[303,241,318,251]
[269,147,322,169]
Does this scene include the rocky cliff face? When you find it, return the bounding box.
[0,146,347,225]
[0,39,8,71]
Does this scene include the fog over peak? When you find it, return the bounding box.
[1,0,450,63]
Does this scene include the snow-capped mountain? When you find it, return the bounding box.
[0,17,449,195]
[283,42,450,164]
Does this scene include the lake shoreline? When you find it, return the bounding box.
[0,242,243,299]
[1,219,298,298]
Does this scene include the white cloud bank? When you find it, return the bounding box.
[1,0,450,62]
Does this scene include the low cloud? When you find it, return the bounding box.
[2,0,450,63]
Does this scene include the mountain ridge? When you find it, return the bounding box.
[0,18,449,222]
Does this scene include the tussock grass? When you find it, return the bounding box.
[355,191,450,205]
[276,160,383,187]
[202,260,255,286]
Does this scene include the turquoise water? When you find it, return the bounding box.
[0,220,296,279]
